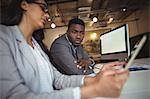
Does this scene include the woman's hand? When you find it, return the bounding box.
[94,61,129,97]
[81,61,129,99]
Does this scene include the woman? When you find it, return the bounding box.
[0,0,129,99]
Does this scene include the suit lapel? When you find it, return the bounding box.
[19,40,37,68]
[32,38,50,63]
[12,26,37,68]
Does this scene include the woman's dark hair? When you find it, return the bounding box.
[1,0,47,26]
[33,29,50,57]
[1,0,24,25]
[33,29,44,41]
[68,18,85,29]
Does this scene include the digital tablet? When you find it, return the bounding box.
[125,35,147,70]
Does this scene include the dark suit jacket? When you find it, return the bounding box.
[50,34,94,75]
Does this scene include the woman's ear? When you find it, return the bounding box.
[20,1,29,11]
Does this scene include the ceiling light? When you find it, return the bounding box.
[51,22,56,29]
[109,18,113,22]
[107,17,114,24]
[90,33,97,40]
[48,18,51,22]
[92,17,98,22]
[122,8,127,12]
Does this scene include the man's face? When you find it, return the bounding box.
[67,24,85,46]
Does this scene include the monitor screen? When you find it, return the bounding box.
[100,24,130,61]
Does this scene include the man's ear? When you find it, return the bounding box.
[20,1,29,11]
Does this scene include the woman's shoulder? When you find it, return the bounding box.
[0,24,16,34]
[0,24,10,37]
[0,24,17,43]
[0,24,8,31]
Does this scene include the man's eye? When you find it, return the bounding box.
[80,32,84,34]
[72,30,77,33]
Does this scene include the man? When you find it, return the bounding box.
[50,18,95,75]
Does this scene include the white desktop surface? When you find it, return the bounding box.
[120,70,150,99]
[93,58,150,99]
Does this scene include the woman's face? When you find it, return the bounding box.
[24,0,49,29]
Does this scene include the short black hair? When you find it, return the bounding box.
[68,18,85,29]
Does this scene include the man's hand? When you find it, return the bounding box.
[76,59,92,73]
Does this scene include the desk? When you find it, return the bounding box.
[120,70,150,99]
[93,58,150,99]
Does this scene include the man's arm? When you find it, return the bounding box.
[50,43,87,75]
[76,47,95,72]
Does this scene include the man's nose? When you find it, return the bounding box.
[76,33,82,38]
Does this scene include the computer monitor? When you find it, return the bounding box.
[100,24,130,61]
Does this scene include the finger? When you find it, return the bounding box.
[77,65,80,69]
[79,66,82,69]
[102,69,117,76]
[115,70,129,87]
[78,63,86,68]
[76,60,83,68]
[102,61,126,71]
[84,65,88,70]
[102,68,128,76]
[78,61,84,66]
[83,64,90,74]
[115,69,129,82]
[74,60,77,64]
[83,69,87,73]
[115,68,128,74]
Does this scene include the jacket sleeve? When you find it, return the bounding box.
[51,65,84,89]
[50,42,87,75]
